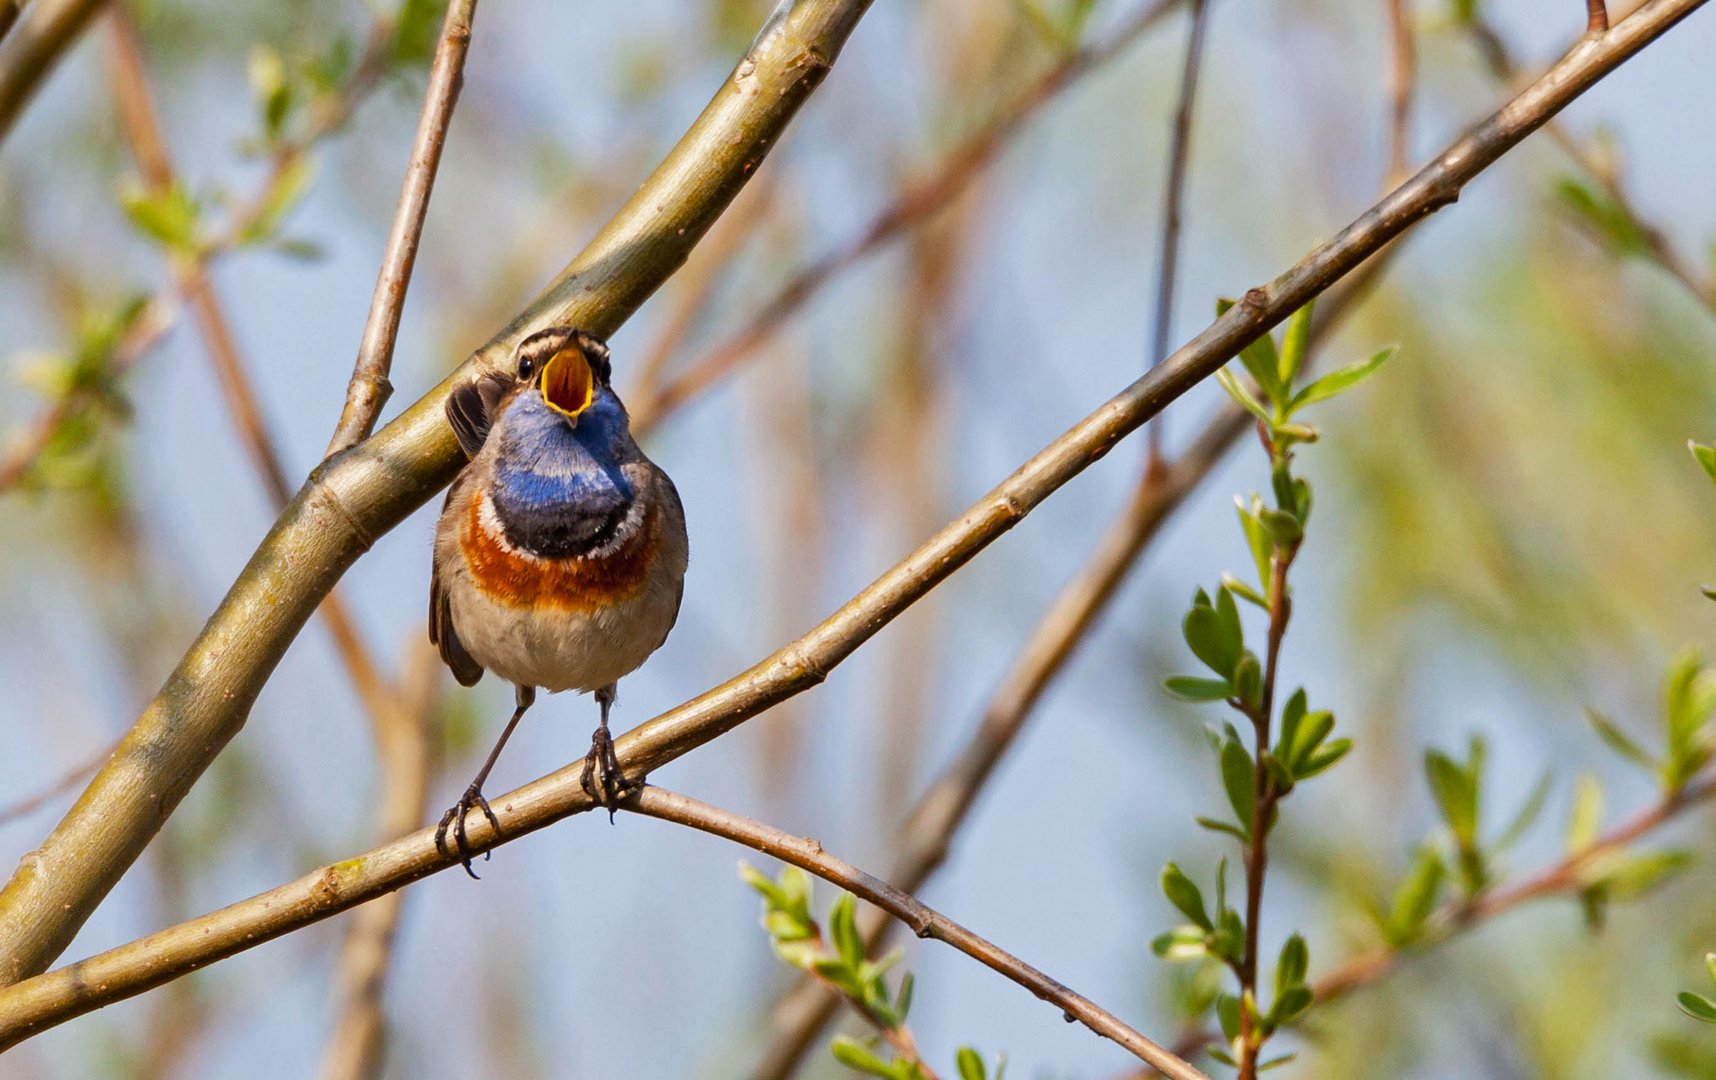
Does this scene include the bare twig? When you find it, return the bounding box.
[0,0,107,151]
[626,786,1209,1080]
[1385,0,1416,186]
[0,747,110,828]
[104,7,400,729]
[1467,16,1716,318]
[0,0,880,989]
[315,646,440,1080]
[1147,0,1213,466]
[1312,771,1716,1003]
[327,0,480,456]
[629,0,1183,433]
[1,11,398,494]
[1588,0,1612,32]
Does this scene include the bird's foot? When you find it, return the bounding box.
[580,725,638,822]
[435,782,501,879]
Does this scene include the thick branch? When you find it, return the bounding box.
[629,0,1181,433]
[624,787,1208,1080]
[0,0,107,151]
[326,0,480,456]
[0,0,877,986]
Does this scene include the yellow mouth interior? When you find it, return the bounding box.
[540,347,594,419]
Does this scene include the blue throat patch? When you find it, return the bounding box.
[490,392,636,558]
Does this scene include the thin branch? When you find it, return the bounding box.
[0,746,110,828]
[315,646,440,1080]
[104,7,400,729]
[1467,16,1716,319]
[744,169,1408,1080]
[628,0,1183,434]
[1147,0,1213,466]
[1311,771,1716,1004]
[0,0,1697,1019]
[1588,0,1612,32]
[0,0,107,152]
[1385,0,1415,186]
[0,0,880,989]
[0,11,397,495]
[326,0,480,456]
[625,786,1209,1080]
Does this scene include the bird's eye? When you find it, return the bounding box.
[517,356,536,379]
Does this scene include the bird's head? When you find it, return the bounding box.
[510,327,615,427]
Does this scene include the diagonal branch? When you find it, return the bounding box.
[628,0,1183,433]
[625,786,1210,1080]
[0,0,1702,1043]
[746,253,1398,1080]
[326,0,480,456]
[0,0,107,151]
[0,0,879,988]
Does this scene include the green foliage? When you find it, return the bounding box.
[1677,954,1716,1024]
[741,865,1001,1080]
[1421,736,1548,894]
[119,182,204,258]
[1153,303,1391,1069]
[1555,177,1652,258]
[1584,650,1716,793]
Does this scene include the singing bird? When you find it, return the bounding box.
[430,327,688,873]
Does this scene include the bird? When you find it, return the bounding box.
[429,326,688,875]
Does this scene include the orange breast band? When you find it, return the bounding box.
[460,492,659,611]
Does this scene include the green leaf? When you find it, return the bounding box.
[1215,993,1242,1042]
[1278,301,1313,387]
[1220,571,1268,609]
[1182,589,1243,678]
[830,894,863,970]
[239,156,317,246]
[1424,748,1479,847]
[1587,708,1657,771]
[1165,676,1234,702]
[1288,346,1396,415]
[831,1036,897,1077]
[1196,816,1249,843]
[1555,176,1651,257]
[1494,770,1552,854]
[1385,844,1446,946]
[1598,849,1693,901]
[1221,736,1257,827]
[248,45,294,143]
[1566,773,1604,853]
[1275,934,1308,997]
[1232,652,1263,710]
[1215,298,1285,406]
[1268,985,1313,1028]
[1679,993,1716,1024]
[1259,1054,1299,1072]
[1151,925,1209,961]
[1161,863,1212,930]
[1235,496,1273,591]
[1278,689,1308,754]
[391,0,442,65]
[1296,737,1351,779]
[956,1048,986,1080]
[894,970,914,1021]
[1216,367,1272,424]
[1705,952,1716,986]
[119,181,202,256]
[1662,648,1716,790]
[1691,441,1716,483]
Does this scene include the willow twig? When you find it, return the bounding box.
[1146,0,1213,466]
[0,3,1699,1040]
[327,0,480,456]
[629,0,1183,433]
[1385,0,1416,186]
[0,0,879,989]
[625,786,1209,1080]
[1467,16,1716,319]
[0,0,107,151]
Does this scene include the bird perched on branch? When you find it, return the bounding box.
[429,326,688,874]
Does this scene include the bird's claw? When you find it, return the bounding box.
[435,782,501,879]
[580,725,637,822]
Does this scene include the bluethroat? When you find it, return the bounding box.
[429,327,688,874]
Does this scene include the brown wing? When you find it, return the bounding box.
[429,479,485,687]
[446,370,516,459]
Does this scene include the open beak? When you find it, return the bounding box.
[540,347,594,422]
